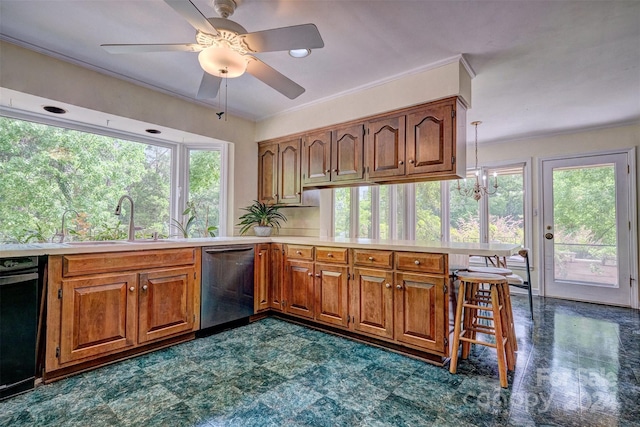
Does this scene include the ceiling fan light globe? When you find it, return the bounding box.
[198,47,247,78]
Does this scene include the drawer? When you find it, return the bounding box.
[62,248,197,277]
[286,245,314,260]
[315,247,348,264]
[395,252,445,274]
[353,249,393,269]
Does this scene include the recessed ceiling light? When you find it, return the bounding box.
[145,129,161,134]
[43,105,67,114]
[289,49,311,58]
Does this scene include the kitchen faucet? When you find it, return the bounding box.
[114,195,136,241]
[53,209,79,243]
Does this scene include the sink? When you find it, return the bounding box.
[134,239,174,243]
[64,240,128,246]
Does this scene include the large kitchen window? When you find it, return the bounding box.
[0,114,227,243]
[332,162,529,255]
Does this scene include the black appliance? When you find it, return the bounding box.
[0,256,39,400]
[200,245,254,331]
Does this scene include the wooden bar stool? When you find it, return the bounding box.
[450,271,516,388]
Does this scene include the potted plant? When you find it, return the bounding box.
[237,200,287,236]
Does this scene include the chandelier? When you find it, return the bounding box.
[456,121,498,201]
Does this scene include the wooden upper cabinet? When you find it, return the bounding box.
[366,114,406,179]
[278,139,302,205]
[138,267,194,344]
[59,273,137,365]
[302,130,331,186]
[332,123,364,183]
[406,102,454,176]
[258,143,279,205]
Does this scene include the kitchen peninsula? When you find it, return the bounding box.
[0,237,519,381]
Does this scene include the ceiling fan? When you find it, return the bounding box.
[101,0,324,99]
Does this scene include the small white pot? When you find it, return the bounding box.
[253,226,273,237]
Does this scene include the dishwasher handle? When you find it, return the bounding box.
[0,272,38,287]
[204,246,255,254]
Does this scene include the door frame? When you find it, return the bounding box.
[537,147,638,309]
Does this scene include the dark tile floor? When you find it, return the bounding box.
[1,295,639,426]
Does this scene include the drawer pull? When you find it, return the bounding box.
[129,286,135,292]
[368,256,374,261]
[327,253,333,257]
[414,260,420,265]
[385,283,391,288]
[296,250,302,255]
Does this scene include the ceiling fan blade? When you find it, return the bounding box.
[101,43,202,54]
[242,24,324,53]
[246,58,305,99]
[164,0,219,35]
[196,72,222,99]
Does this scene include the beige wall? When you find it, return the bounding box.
[476,123,640,304]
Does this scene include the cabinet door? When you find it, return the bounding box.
[254,243,270,313]
[270,243,285,311]
[302,130,331,186]
[284,260,314,318]
[314,263,349,328]
[351,268,394,339]
[406,102,454,175]
[366,114,406,179]
[332,123,364,182]
[278,139,302,205]
[59,273,137,364]
[258,143,279,204]
[138,267,194,344]
[394,272,446,353]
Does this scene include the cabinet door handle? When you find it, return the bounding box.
[129,286,135,292]
[308,272,313,276]
[414,260,420,265]
[333,169,338,172]
[396,284,403,290]
[325,169,330,173]
[398,160,404,165]
[258,252,262,256]
[315,273,321,277]
[409,159,415,164]
[142,285,148,291]
[385,283,391,288]
[368,256,374,261]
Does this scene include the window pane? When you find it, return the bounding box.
[488,167,524,245]
[358,186,372,238]
[415,181,441,241]
[187,149,221,237]
[450,175,480,243]
[0,116,172,243]
[333,188,350,237]
[379,185,391,240]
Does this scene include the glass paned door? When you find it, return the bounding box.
[542,153,631,306]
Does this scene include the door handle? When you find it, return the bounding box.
[545,233,554,240]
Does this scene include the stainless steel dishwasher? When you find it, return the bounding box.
[200,245,255,331]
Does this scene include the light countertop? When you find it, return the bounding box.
[0,236,520,258]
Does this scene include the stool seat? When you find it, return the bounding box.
[455,271,508,281]
[467,266,513,276]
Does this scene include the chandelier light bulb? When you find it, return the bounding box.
[455,121,499,201]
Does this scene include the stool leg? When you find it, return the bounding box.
[501,282,518,352]
[449,281,466,374]
[491,285,508,388]
[461,281,476,359]
[498,283,516,371]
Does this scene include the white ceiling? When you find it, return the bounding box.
[0,0,638,144]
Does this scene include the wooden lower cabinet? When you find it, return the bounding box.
[394,272,447,354]
[47,249,199,378]
[314,263,349,328]
[284,260,315,319]
[138,267,194,344]
[254,243,271,312]
[351,267,394,339]
[59,273,137,364]
[269,244,285,311]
